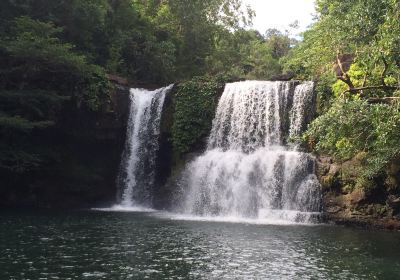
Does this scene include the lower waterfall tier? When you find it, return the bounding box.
[178,147,322,223]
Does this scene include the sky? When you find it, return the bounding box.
[243,0,316,36]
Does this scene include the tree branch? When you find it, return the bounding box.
[341,85,398,96]
[362,73,367,87]
[360,73,368,95]
[368,97,400,104]
[380,55,389,87]
[336,51,355,90]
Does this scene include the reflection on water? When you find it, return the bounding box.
[1,210,400,279]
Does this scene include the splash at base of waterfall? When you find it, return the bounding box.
[154,210,321,225]
[178,148,322,223]
[93,205,156,213]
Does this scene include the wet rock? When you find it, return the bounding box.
[387,195,400,215]
[270,72,295,81]
[326,206,341,214]
[319,156,333,165]
[318,152,400,230]
[316,156,341,191]
[328,164,341,177]
[349,188,366,204]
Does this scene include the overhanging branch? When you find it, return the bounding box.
[368,97,400,104]
[342,85,398,95]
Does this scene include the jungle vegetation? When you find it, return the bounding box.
[0,0,291,175]
[0,0,399,201]
[285,0,400,191]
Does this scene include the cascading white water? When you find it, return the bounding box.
[117,85,172,208]
[289,82,316,140]
[179,81,321,223]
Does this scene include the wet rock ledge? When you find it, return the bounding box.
[317,155,400,230]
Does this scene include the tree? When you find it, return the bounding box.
[265,29,291,59]
[0,16,110,172]
[141,0,254,78]
[287,0,400,190]
[205,28,291,79]
[285,0,399,97]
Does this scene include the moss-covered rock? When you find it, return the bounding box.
[318,152,400,229]
[316,156,341,191]
[171,76,227,156]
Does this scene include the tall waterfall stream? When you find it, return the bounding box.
[116,85,172,209]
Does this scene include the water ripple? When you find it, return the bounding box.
[0,211,399,279]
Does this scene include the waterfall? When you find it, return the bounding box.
[117,85,172,208]
[179,81,321,223]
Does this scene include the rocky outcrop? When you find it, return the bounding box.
[153,86,176,209]
[270,72,295,81]
[317,155,400,230]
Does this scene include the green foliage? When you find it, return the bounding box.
[0,147,43,173]
[0,115,54,132]
[172,76,226,154]
[305,99,400,179]
[1,16,111,111]
[139,0,254,79]
[104,0,179,83]
[206,29,290,79]
[285,0,400,89]
[0,16,111,173]
[0,0,288,83]
[2,17,86,72]
[0,90,67,172]
[314,73,336,114]
[285,0,400,192]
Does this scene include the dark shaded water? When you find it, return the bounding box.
[1,210,400,280]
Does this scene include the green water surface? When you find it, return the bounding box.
[1,210,399,279]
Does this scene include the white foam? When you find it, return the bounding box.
[92,205,156,213]
[152,210,321,226]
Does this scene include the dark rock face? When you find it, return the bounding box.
[153,87,175,209]
[0,84,131,209]
[317,155,400,230]
[270,72,295,81]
